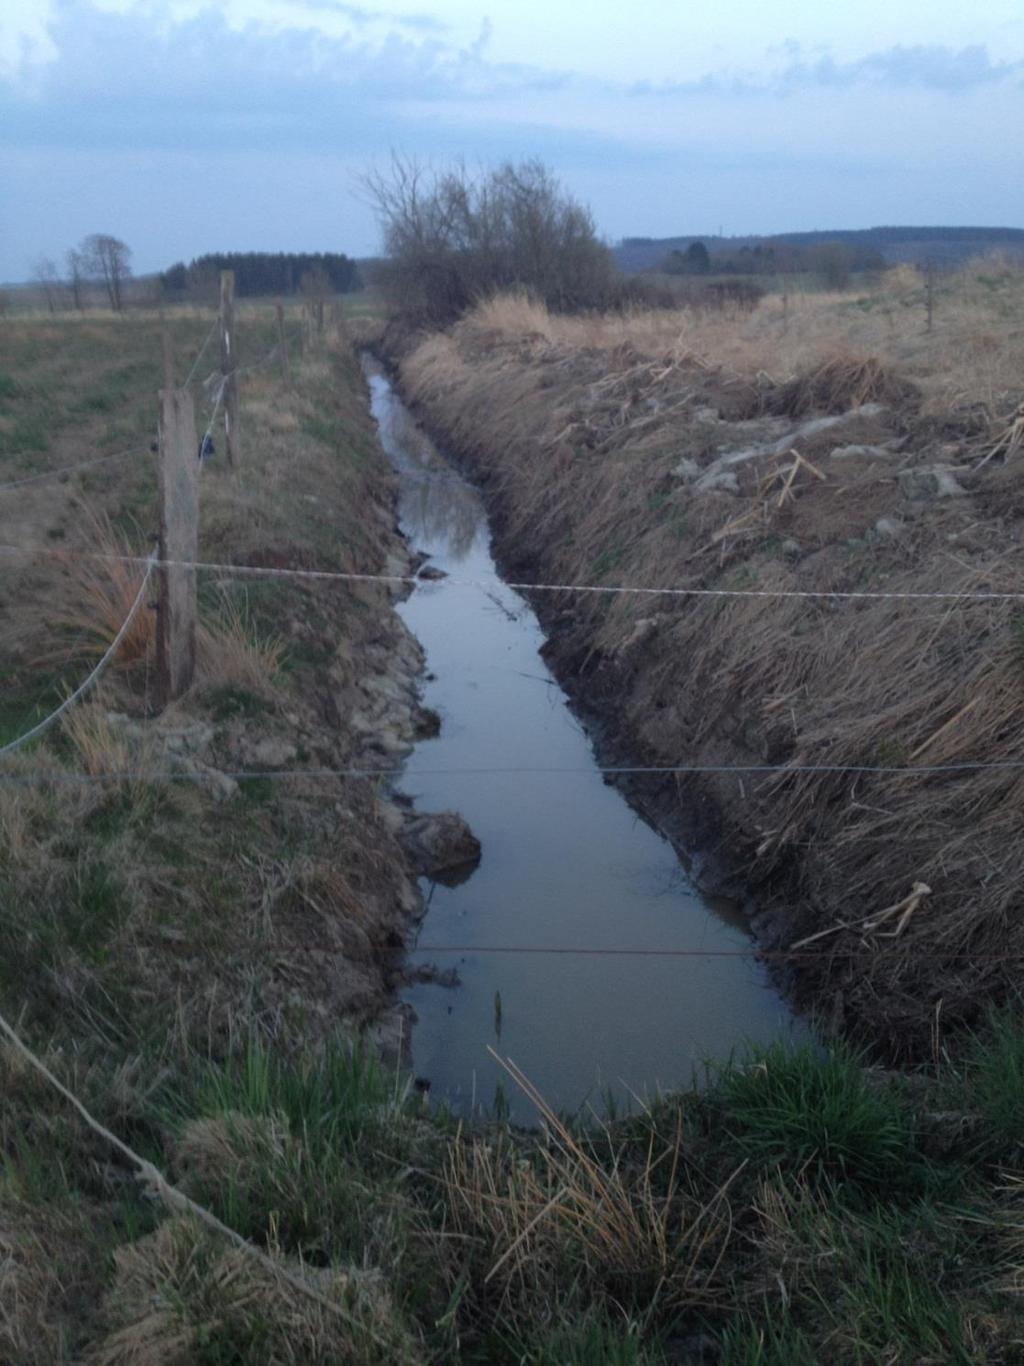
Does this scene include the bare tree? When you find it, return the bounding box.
[66,248,87,310]
[360,155,616,325]
[32,256,62,313]
[80,233,132,311]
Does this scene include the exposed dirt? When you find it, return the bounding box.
[379,315,1024,1060]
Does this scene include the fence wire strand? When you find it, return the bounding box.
[0,553,156,756]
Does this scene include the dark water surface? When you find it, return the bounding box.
[364,357,803,1121]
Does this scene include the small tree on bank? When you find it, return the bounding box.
[81,233,132,311]
[362,157,617,325]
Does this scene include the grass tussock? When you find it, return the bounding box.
[197,590,286,693]
[446,1105,731,1324]
[43,510,155,673]
[91,1217,417,1366]
[770,351,914,417]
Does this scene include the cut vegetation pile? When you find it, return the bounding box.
[393,268,1024,1058]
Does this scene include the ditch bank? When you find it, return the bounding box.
[0,334,477,1071]
[381,313,1024,1060]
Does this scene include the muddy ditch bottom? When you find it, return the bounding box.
[364,356,805,1122]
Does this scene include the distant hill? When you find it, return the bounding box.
[614,227,1024,275]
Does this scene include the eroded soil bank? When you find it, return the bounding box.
[383,314,1024,1059]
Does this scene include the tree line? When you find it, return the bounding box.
[159,253,361,301]
[662,239,885,288]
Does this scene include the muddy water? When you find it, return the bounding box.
[364,358,802,1120]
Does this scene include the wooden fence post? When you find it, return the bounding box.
[220,270,241,466]
[162,326,174,391]
[276,302,291,384]
[157,386,198,702]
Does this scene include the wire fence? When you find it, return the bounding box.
[0,314,232,749]
[0,445,144,495]
[1,542,1023,603]
[0,553,156,756]
[184,316,219,386]
[4,753,1024,785]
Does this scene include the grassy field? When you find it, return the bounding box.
[464,259,1024,418]
[5,288,1024,1361]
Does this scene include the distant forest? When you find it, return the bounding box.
[615,226,1024,276]
[159,252,361,299]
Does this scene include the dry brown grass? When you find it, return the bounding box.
[90,1217,416,1365]
[41,510,155,672]
[197,591,285,693]
[0,1196,98,1365]
[59,699,156,809]
[462,259,1024,420]
[398,276,1024,1053]
[445,1053,735,1318]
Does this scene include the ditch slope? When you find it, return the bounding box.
[389,311,1024,1058]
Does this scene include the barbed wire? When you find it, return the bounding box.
[1,542,1023,604]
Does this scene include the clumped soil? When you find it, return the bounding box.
[389,309,1024,1059]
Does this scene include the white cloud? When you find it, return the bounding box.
[1,2,1022,279]
[0,0,57,78]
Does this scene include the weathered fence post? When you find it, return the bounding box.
[220,270,241,466]
[161,325,174,391]
[276,302,291,384]
[157,386,198,702]
[925,262,935,334]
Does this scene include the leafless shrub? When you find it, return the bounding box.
[362,156,617,326]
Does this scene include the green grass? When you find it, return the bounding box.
[712,1041,925,1198]
[207,685,271,721]
[591,541,624,578]
[950,1005,1024,1160]
[167,1037,431,1291]
[500,1312,667,1365]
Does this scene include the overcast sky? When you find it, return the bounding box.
[2,0,1023,280]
